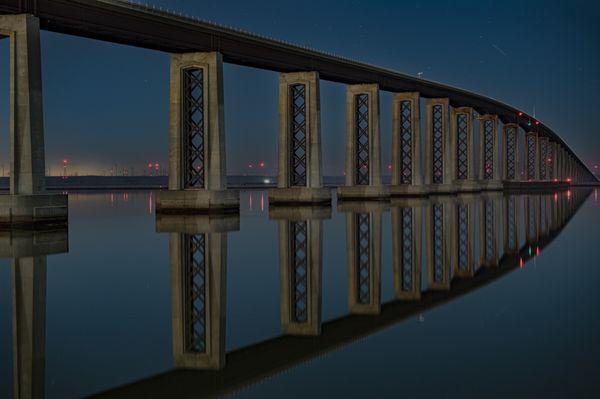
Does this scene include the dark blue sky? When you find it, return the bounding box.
[0,0,598,175]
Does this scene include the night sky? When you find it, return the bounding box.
[0,0,598,176]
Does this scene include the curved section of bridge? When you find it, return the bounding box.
[0,0,597,220]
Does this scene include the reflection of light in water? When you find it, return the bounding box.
[535,246,540,256]
[148,192,154,214]
[260,193,264,212]
[263,178,270,184]
[567,190,572,201]
[110,193,115,207]
[554,193,558,202]
[519,258,524,268]
[123,192,129,202]
[249,194,253,211]
[595,189,598,202]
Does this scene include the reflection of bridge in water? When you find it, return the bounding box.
[80,189,590,398]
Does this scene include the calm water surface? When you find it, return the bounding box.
[1,189,599,398]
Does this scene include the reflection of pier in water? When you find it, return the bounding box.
[1,228,68,399]
[92,189,589,398]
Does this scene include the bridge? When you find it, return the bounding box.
[0,0,598,224]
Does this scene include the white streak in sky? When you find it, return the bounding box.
[492,44,507,56]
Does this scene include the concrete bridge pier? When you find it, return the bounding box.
[538,136,550,182]
[548,141,557,181]
[389,92,427,196]
[452,194,477,278]
[391,198,424,300]
[479,192,502,267]
[525,132,540,183]
[157,52,239,213]
[425,99,456,194]
[478,115,503,190]
[450,107,479,192]
[338,84,389,200]
[425,197,453,290]
[270,206,330,336]
[269,72,331,205]
[0,15,68,228]
[157,214,239,370]
[502,123,520,183]
[338,201,388,315]
[503,194,521,256]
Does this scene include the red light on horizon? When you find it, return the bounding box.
[259,161,266,168]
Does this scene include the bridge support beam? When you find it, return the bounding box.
[450,107,478,191]
[502,123,519,182]
[548,141,557,181]
[0,15,67,228]
[339,202,387,315]
[425,99,455,193]
[478,115,502,190]
[338,84,389,200]
[391,199,423,300]
[538,136,550,181]
[269,72,331,205]
[157,52,239,213]
[390,92,426,195]
[271,207,329,336]
[525,132,540,182]
[158,214,239,370]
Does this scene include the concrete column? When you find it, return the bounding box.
[425,98,454,193]
[157,214,239,370]
[549,141,558,181]
[338,84,389,199]
[425,197,452,290]
[452,195,477,278]
[557,146,564,180]
[525,132,540,182]
[479,193,501,267]
[0,15,67,227]
[339,202,387,314]
[503,194,520,255]
[538,136,550,181]
[157,51,239,213]
[478,115,502,190]
[391,198,423,300]
[269,72,331,204]
[502,123,519,182]
[451,107,478,192]
[390,92,426,195]
[270,206,330,336]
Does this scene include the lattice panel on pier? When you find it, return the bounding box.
[432,105,444,184]
[356,213,371,304]
[290,84,307,186]
[183,68,206,188]
[355,94,370,185]
[527,134,536,180]
[505,126,517,180]
[506,196,517,252]
[400,100,413,184]
[539,138,547,180]
[290,221,308,323]
[483,120,494,180]
[184,234,207,353]
[456,114,469,180]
